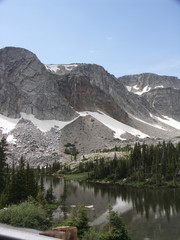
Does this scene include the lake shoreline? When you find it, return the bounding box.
[58,172,180,189]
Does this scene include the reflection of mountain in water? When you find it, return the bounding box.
[44,177,180,240]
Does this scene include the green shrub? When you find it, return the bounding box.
[0,193,8,209]
[0,201,50,230]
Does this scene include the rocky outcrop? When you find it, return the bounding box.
[58,72,129,124]
[59,115,119,155]
[118,72,180,120]
[142,88,180,120]
[0,47,77,120]
[119,73,180,92]
[7,118,62,166]
[68,64,158,121]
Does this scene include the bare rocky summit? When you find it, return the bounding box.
[0,47,76,121]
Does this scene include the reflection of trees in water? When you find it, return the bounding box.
[46,177,180,222]
[78,182,180,221]
[119,187,180,221]
[60,179,68,220]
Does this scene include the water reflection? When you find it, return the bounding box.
[44,177,180,240]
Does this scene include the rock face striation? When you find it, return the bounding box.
[0,47,180,166]
[119,73,180,120]
[0,47,76,120]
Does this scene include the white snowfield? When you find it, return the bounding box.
[20,113,77,132]
[135,85,151,95]
[45,64,78,73]
[0,224,59,240]
[0,111,149,141]
[126,85,151,95]
[131,115,165,130]
[79,111,149,139]
[156,115,180,130]
[0,114,19,134]
[1,111,180,142]
[0,113,78,134]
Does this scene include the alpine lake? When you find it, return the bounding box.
[44,176,180,240]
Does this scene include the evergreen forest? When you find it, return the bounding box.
[74,141,180,187]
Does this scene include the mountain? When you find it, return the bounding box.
[119,73,180,120]
[0,47,76,121]
[0,47,180,166]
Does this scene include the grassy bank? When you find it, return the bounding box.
[61,172,89,181]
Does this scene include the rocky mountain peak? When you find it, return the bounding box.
[119,73,180,95]
[1,46,180,166]
[0,47,77,120]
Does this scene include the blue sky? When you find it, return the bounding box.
[0,0,180,78]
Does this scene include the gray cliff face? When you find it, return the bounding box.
[119,73,180,91]
[69,64,158,121]
[118,73,180,120]
[143,88,180,120]
[0,47,77,120]
[57,70,129,124]
[1,47,180,166]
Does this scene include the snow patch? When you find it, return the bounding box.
[0,114,19,133]
[126,86,132,92]
[79,111,149,140]
[20,113,77,132]
[45,64,60,72]
[154,85,164,89]
[135,85,151,95]
[7,135,17,144]
[126,85,151,95]
[0,111,149,139]
[45,64,78,73]
[0,112,78,134]
[133,85,139,90]
[156,116,180,130]
[63,64,78,71]
[132,115,165,130]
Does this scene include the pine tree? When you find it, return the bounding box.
[76,203,90,239]
[16,156,27,202]
[0,137,8,194]
[9,160,18,203]
[26,163,38,198]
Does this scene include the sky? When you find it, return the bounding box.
[0,0,180,78]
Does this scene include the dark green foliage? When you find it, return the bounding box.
[102,144,132,153]
[7,157,38,204]
[0,201,50,230]
[64,143,79,159]
[76,141,180,187]
[0,148,38,207]
[45,182,55,203]
[0,137,8,193]
[82,206,131,240]
[76,203,90,238]
[59,203,89,239]
[0,194,8,209]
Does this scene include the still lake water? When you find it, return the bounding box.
[44,176,180,240]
